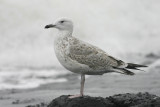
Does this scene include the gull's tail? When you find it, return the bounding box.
[112,63,147,76]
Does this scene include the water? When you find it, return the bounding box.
[0,67,68,89]
[0,0,160,90]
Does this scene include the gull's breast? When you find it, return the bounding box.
[54,38,91,74]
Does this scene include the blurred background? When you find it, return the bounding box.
[0,0,160,96]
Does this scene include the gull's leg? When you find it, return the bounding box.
[80,74,85,96]
[69,74,85,98]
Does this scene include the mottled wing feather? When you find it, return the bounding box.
[68,38,125,69]
[108,56,127,68]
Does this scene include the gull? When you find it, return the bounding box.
[45,18,147,98]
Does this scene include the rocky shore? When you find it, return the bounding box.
[47,92,160,107]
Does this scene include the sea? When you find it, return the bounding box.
[0,0,160,92]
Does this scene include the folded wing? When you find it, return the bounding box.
[68,37,126,69]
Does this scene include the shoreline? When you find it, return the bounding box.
[0,71,160,107]
[0,87,159,107]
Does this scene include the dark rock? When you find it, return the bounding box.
[47,92,160,107]
[109,92,160,107]
[47,95,115,107]
[145,53,160,59]
[143,53,160,65]
[26,102,48,107]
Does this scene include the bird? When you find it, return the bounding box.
[45,18,147,98]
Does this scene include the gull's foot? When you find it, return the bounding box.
[69,94,83,98]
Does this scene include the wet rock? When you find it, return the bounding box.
[47,92,160,107]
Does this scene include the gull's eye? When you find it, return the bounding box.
[60,21,64,23]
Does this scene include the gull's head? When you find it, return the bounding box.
[45,18,73,32]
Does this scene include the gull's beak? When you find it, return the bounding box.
[45,24,56,29]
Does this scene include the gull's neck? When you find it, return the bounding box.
[54,30,73,43]
[59,30,73,37]
[59,30,72,37]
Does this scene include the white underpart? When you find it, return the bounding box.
[54,30,91,74]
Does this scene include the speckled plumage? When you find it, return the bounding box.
[45,18,147,98]
[54,31,127,75]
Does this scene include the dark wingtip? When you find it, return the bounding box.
[126,63,148,72]
[127,63,148,68]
